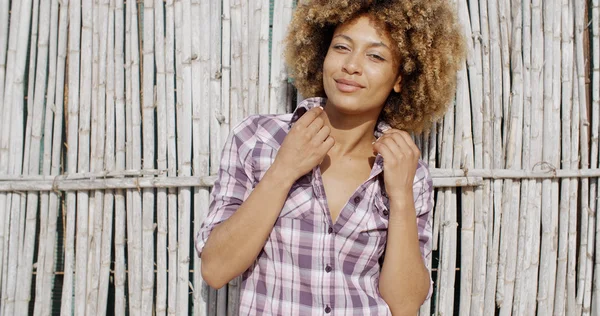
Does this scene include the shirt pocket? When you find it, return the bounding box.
[360,198,389,239]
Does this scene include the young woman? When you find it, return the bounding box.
[196,1,465,314]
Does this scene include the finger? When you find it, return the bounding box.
[295,106,324,128]
[376,136,405,159]
[305,117,324,136]
[318,135,335,153]
[373,142,396,164]
[383,129,420,156]
[312,125,331,144]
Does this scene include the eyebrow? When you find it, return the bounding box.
[333,34,391,50]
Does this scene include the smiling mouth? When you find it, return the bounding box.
[335,79,364,92]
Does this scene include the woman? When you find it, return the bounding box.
[196,1,465,314]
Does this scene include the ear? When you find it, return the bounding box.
[393,75,402,93]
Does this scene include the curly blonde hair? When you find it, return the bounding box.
[285,0,466,133]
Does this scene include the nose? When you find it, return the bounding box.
[342,53,362,75]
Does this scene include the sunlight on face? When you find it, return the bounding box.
[322,14,402,117]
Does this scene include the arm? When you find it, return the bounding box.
[373,130,433,315]
[200,164,296,289]
[378,184,432,315]
[198,106,333,289]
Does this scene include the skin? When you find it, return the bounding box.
[201,14,430,315]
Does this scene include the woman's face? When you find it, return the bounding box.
[322,14,401,117]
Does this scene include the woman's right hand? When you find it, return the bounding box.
[271,106,335,182]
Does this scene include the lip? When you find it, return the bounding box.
[334,78,364,92]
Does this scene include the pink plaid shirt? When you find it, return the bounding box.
[196,97,434,315]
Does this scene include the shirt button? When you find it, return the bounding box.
[353,196,361,204]
[325,306,331,313]
[328,226,333,234]
[325,265,332,273]
[383,210,389,216]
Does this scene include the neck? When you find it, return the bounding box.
[322,101,380,157]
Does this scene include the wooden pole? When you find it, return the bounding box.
[164,0,179,313]
[575,0,590,313]
[113,0,127,313]
[33,0,65,313]
[555,0,574,314]
[192,0,210,314]
[154,0,167,313]
[60,0,79,313]
[568,4,582,312]
[141,0,156,313]
[0,0,13,308]
[175,0,193,313]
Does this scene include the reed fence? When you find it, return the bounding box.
[0,0,598,315]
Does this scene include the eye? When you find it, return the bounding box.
[368,53,386,61]
[333,44,350,51]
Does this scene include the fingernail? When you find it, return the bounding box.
[371,141,376,145]
[318,106,324,110]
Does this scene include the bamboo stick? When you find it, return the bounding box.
[175,0,193,314]
[437,90,456,315]
[209,0,223,175]
[33,0,64,313]
[467,0,488,312]
[457,2,476,312]
[495,0,510,305]
[230,0,243,126]
[220,0,231,151]
[154,0,168,313]
[538,0,558,314]
[575,0,590,312]
[555,1,574,314]
[85,0,101,308]
[0,0,13,307]
[126,0,144,313]
[568,9,581,313]
[114,0,127,312]
[3,0,30,314]
[96,0,115,313]
[74,0,94,314]
[191,0,210,314]
[125,0,136,311]
[247,0,260,117]
[87,0,108,312]
[591,0,600,314]
[60,0,79,313]
[482,0,503,313]
[240,0,249,118]
[0,0,10,121]
[164,0,179,313]
[257,0,269,115]
[512,0,531,314]
[13,164,600,183]
[209,1,225,309]
[15,0,46,311]
[499,2,524,314]
[22,0,40,182]
[142,0,156,313]
[269,0,289,114]
[521,0,544,314]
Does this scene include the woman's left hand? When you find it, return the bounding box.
[372,129,420,201]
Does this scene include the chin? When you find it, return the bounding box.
[328,97,381,116]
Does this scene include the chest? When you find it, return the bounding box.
[320,156,374,223]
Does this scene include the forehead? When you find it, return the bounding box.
[333,14,394,46]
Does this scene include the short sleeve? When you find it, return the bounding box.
[413,161,434,300]
[195,119,256,258]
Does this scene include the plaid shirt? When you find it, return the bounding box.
[196,97,434,315]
